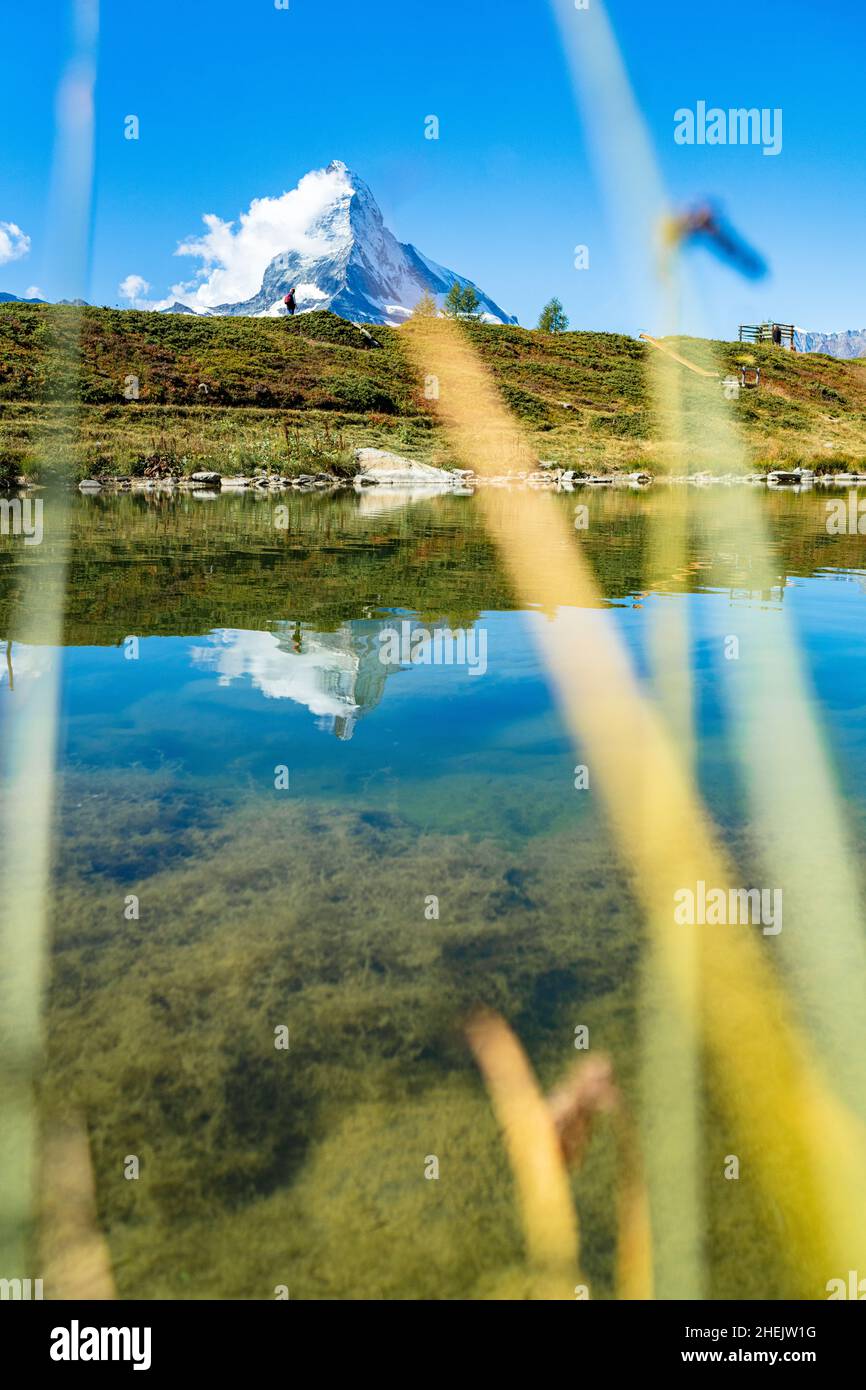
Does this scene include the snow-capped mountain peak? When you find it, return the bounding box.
[203,160,515,325]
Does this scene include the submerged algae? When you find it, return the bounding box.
[43,775,790,1299]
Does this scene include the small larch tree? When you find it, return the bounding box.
[412,291,438,318]
[444,283,480,318]
[538,298,569,333]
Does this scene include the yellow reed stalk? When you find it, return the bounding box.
[466,1010,580,1298]
[40,1121,116,1299]
[0,0,98,1281]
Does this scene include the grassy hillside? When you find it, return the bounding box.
[1,303,865,480]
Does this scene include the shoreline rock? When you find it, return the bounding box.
[352,448,460,488]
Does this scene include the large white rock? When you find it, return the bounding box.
[354,449,458,487]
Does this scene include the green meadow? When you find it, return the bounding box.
[2,304,865,482]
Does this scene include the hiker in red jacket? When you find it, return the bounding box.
[284,287,297,316]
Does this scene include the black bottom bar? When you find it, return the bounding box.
[8,1298,862,1375]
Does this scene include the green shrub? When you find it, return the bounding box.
[589,410,650,438]
[283,311,380,350]
[499,385,551,426]
[327,376,397,415]
[0,453,20,486]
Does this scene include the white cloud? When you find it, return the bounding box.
[0,642,55,699]
[24,285,44,300]
[189,627,362,719]
[112,276,188,314]
[172,163,353,310]
[119,273,152,303]
[0,221,31,266]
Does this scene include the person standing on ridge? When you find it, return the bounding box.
[284,287,297,317]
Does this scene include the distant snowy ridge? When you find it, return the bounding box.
[794,327,866,359]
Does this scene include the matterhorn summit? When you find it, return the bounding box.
[204,161,515,326]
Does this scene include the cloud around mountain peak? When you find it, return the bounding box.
[171,162,361,312]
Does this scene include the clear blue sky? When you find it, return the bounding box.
[1,0,864,336]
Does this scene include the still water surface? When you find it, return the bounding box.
[2,485,865,1298]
